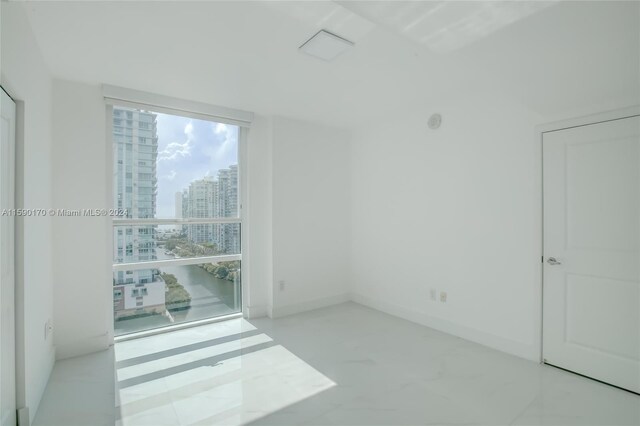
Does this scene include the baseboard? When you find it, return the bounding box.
[350,292,538,361]
[17,407,30,426]
[55,332,111,360]
[245,304,269,319]
[272,293,351,318]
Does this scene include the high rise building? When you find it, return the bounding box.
[112,107,164,319]
[187,176,218,244]
[217,165,239,253]
[175,191,183,219]
[181,165,239,253]
[175,190,188,233]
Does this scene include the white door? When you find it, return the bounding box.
[543,114,640,393]
[0,88,16,426]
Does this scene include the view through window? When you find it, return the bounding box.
[112,106,241,336]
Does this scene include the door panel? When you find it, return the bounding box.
[543,115,640,393]
[566,273,639,359]
[0,89,16,425]
[566,137,639,251]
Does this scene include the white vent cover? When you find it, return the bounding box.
[299,30,354,61]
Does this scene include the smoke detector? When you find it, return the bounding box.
[299,30,354,61]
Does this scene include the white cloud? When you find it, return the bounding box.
[206,122,237,163]
[214,123,227,134]
[158,120,195,161]
[158,140,192,161]
[165,170,177,181]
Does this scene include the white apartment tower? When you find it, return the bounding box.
[112,107,164,318]
[217,165,239,253]
[187,176,218,244]
[182,165,239,253]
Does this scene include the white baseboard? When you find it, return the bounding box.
[271,293,351,318]
[245,304,269,319]
[17,407,30,426]
[350,292,538,361]
[55,332,111,360]
[53,293,536,364]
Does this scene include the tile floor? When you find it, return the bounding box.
[33,348,115,426]
[34,302,640,425]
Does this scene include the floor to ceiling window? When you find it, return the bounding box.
[110,103,244,336]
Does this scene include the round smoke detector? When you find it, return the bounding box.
[428,113,442,130]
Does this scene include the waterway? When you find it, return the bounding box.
[114,251,241,335]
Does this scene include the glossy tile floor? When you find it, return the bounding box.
[34,302,639,425]
[33,348,115,426]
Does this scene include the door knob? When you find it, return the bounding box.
[547,257,562,265]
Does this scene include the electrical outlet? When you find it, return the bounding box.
[430,288,437,301]
[440,291,447,303]
[279,280,286,291]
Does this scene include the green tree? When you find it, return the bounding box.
[216,266,229,279]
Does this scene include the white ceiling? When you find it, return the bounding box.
[21,1,640,128]
[336,1,559,53]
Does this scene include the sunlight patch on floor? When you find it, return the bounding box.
[115,320,335,426]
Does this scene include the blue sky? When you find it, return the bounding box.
[154,112,238,218]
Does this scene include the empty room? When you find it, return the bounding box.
[1,1,639,425]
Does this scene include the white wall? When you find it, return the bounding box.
[271,117,351,316]
[245,115,273,317]
[346,0,640,362]
[51,80,111,360]
[1,3,55,423]
[349,88,638,361]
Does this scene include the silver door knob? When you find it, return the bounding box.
[547,257,562,265]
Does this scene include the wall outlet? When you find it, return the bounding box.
[279,280,286,291]
[429,288,437,301]
[440,291,447,303]
[44,319,53,340]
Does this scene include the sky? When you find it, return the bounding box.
[154,112,238,218]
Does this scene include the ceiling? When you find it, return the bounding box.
[19,1,640,128]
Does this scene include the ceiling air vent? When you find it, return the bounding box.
[299,30,354,61]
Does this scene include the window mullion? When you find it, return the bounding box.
[113,254,241,272]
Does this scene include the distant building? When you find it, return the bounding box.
[187,176,218,244]
[181,165,239,253]
[217,165,239,253]
[175,191,183,219]
[112,107,165,318]
[175,190,188,233]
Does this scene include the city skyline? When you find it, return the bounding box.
[178,165,240,254]
[155,112,238,219]
[112,106,240,322]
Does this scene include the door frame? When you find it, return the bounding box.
[534,105,640,364]
[0,85,17,426]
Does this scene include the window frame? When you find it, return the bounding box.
[104,87,252,340]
